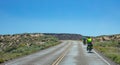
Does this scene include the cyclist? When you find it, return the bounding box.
[86,37,93,51]
[83,37,86,45]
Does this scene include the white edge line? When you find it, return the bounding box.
[93,50,111,65]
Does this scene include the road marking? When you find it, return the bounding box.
[52,43,72,65]
[93,50,111,65]
[80,41,111,65]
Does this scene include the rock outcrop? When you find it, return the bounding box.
[95,34,120,42]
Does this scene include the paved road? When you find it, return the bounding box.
[3,41,70,65]
[59,41,110,65]
[2,41,111,65]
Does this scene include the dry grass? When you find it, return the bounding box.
[94,41,120,64]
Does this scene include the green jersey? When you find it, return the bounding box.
[87,38,92,43]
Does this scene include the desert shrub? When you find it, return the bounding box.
[115,56,120,64]
[18,43,26,47]
[0,58,4,63]
[0,34,60,63]
[94,41,120,64]
[4,46,17,52]
[106,53,120,64]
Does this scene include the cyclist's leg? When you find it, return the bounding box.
[87,44,89,51]
[91,44,93,49]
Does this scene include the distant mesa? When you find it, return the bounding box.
[43,33,82,40]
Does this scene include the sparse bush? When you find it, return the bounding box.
[0,58,4,63]
[5,46,17,52]
[18,43,26,47]
[94,41,120,64]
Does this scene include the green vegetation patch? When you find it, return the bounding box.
[94,41,120,64]
[0,34,60,63]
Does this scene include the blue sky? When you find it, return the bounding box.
[0,0,120,36]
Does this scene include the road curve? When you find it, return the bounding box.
[1,41,112,65]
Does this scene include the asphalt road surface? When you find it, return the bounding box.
[2,41,112,65]
[59,41,110,65]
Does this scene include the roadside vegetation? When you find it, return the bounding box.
[0,34,60,63]
[94,40,120,64]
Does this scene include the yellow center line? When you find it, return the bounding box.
[52,43,72,65]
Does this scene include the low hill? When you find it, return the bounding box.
[0,33,60,63]
[43,33,82,40]
[94,34,120,65]
[0,33,82,52]
[95,34,120,42]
